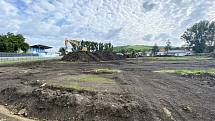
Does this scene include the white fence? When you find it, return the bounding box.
[0,52,61,63]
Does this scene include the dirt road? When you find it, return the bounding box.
[0,59,215,121]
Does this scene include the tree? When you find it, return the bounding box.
[165,40,171,54]
[181,20,215,53]
[98,43,104,52]
[20,42,29,52]
[59,47,66,55]
[0,32,29,53]
[151,44,159,55]
[207,21,215,52]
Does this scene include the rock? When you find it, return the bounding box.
[68,94,90,105]
[18,108,27,117]
[182,106,192,112]
[163,107,172,118]
[163,107,176,121]
[40,83,46,87]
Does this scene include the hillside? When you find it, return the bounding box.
[113,45,180,53]
[113,45,153,53]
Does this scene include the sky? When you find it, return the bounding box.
[0,0,215,50]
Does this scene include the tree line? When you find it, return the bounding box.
[79,40,113,52]
[59,40,114,55]
[0,32,29,53]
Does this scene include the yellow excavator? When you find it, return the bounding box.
[64,38,87,54]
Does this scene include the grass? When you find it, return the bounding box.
[154,68,215,75]
[65,75,116,84]
[44,74,116,91]
[0,57,59,65]
[144,56,210,61]
[0,59,42,65]
[45,80,96,91]
[93,68,121,74]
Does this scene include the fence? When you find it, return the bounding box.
[0,52,61,64]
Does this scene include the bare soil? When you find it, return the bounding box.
[61,52,125,62]
[0,58,215,121]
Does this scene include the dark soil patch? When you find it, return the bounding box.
[181,73,215,87]
[0,86,147,121]
[62,52,125,62]
[209,52,215,58]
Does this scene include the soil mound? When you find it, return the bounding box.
[62,52,125,62]
[94,52,124,61]
[209,52,215,58]
[0,87,148,121]
[61,52,100,62]
[181,73,215,87]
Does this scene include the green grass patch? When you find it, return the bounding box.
[44,75,116,91]
[154,68,215,75]
[45,80,96,91]
[93,68,121,74]
[0,57,59,65]
[144,56,210,61]
[64,75,116,84]
[0,59,43,65]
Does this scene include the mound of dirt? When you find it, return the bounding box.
[0,87,147,121]
[181,73,215,87]
[209,52,215,58]
[61,52,100,62]
[94,52,125,61]
[62,52,125,62]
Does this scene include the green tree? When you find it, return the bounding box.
[0,32,29,53]
[181,20,215,53]
[151,44,159,55]
[59,47,66,55]
[164,40,171,54]
[98,43,104,52]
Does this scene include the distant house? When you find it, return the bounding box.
[167,50,193,56]
[146,49,193,57]
[28,44,52,56]
[145,51,153,56]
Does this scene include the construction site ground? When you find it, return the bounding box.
[0,58,215,121]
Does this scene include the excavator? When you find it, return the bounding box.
[64,38,87,54]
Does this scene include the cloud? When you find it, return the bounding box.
[0,0,215,50]
[142,1,156,12]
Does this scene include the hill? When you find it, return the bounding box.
[113,45,180,53]
[113,45,153,53]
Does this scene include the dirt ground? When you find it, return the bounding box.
[0,58,215,121]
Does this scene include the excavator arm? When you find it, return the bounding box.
[64,39,87,52]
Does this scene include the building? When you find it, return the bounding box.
[28,44,52,56]
[146,50,193,57]
[157,50,194,56]
[145,51,153,56]
[167,50,193,56]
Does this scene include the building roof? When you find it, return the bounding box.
[30,44,52,49]
[168,50,190,53]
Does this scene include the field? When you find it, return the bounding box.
[0,56,215,121]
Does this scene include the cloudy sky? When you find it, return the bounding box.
[0,0,215,50]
